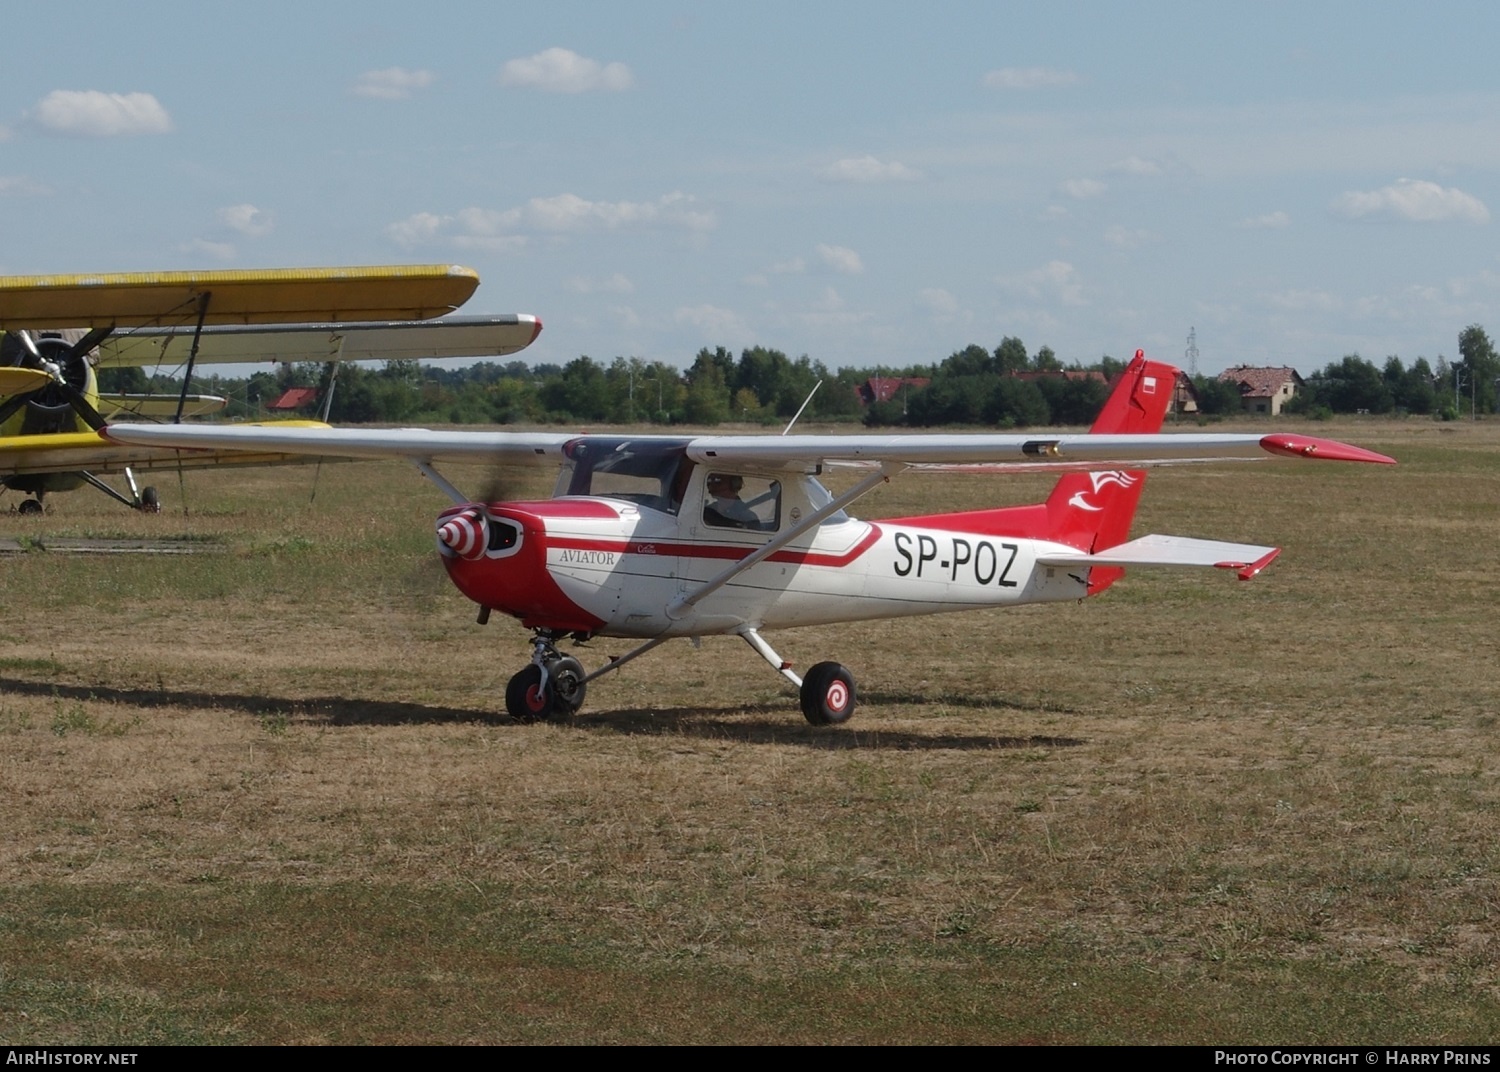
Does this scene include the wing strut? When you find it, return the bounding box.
[666,463,899,619]
[173,292,212,424]
[411,459,470,504]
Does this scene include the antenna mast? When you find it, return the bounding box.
[1185,327,1199,379]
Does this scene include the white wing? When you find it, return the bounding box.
[98,425,1395,470]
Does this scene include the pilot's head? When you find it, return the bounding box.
[707,473,743,498]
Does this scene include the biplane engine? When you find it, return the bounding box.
[0,330,98,435]
[434,503,604,634]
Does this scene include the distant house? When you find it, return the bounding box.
[1217,366,1303,415]
[856,376,930,406]
[267,387,319,413]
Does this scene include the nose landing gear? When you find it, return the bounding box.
[504,633,587,722]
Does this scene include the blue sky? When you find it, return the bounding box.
[7,2,1500,376]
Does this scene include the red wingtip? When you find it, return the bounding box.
[1259,434,1396,465]
[530,317,544,343]
[1228,547,1281,581]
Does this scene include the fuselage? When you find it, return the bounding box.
[437,451,1090,639]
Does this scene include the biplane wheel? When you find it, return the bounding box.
[140,487,160,513]
[505,665,553,724]
[17,498,43,516]
[800,661,856,726]
[546,657,587,718]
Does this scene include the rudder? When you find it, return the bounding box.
[1044,351,1178,591]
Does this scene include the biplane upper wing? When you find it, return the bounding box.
[91,426,1396,473]
[0,265,479,329]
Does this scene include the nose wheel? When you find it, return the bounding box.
[504,636,587,722]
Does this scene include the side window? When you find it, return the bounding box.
[702,473,780,531]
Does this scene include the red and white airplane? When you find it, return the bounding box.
[103,352,1394,726]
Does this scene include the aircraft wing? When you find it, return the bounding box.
[680,432,1396,469]
[93,315,544,368]
[94,426,1396,471]
[0,264,479,329]
[97,425,576,466]
[0,426,343,478]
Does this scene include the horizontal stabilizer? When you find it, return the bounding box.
[1037,533,1281,581]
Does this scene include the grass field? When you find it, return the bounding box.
[2,417,1497,1044]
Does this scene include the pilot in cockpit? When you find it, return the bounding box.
[703,472,760,529]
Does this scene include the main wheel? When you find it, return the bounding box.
[546,656,587,717]
[505,665,553,723]
[140,486,160,513]
[800,661,856,726]
[17,498,42,516]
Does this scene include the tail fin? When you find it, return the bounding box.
[1044,351,1177,592]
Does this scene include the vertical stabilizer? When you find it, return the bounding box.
[1044,351,1178,592]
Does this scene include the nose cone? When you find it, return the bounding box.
[436,507,487,560]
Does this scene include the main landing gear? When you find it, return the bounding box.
[501,626,858,726]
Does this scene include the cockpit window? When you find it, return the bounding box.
[703,472,781,531]
[553,438,693,515]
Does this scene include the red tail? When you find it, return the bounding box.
[877,351,1180,595]
[1043,352,1176,592]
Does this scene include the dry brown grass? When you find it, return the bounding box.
[1,416,1498,1043]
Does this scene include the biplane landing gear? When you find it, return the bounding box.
[504,634,587,723]
[800,661,856,726]
[17,497,43,516]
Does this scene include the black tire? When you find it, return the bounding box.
[800,661,856,726]
[546,656,587,718]
[140,486,160,513]
[17,498,43,516]
[505,665,552,723]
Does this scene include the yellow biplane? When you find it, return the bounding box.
[0,265,541,513]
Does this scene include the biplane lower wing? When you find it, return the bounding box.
[93,315,544,368]
[0,425,337,479]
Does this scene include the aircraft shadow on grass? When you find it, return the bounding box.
[0,676,1083,751]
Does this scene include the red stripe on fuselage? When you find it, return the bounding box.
[546,524,882,568]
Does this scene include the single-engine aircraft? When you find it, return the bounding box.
[0,265,541,512]
[102,352,1395,726]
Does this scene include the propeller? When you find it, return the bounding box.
[0,327,111,432]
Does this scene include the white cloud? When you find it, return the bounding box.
[916,288,958,316]
[353,67,436,100]
[770,257,806,275]
[1331,178,1489,224]
[1062,178,1107,200]
[981,66,1078,90]
[388,192,712,250]
[1235,211,1290,230]
[1103,225,1157,248]
[816,155,923,183]
[816,243,863,274]
[1109,156,1162,176]
[675,303,749,341]
[996,260,1085,306]
[32,90,172,137]
[565,272,634,294]
[218,203,273,237]
[0,175,49,196]
[179,238,235,261]
[498,48,633,93]
[1267,289,1340,312]
[519,191,714,232]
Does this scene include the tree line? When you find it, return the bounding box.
[96,325,1500,427]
